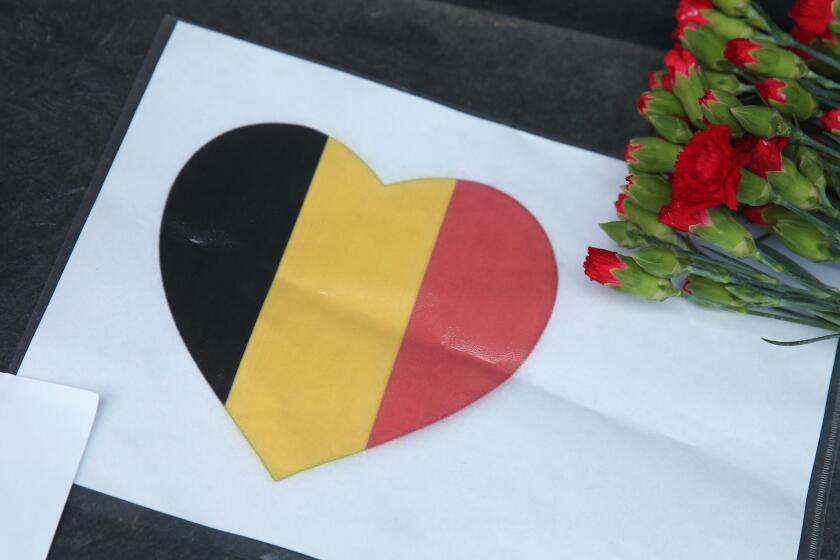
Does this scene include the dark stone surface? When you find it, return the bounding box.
[0,0,837,558]
[444,0,797,50]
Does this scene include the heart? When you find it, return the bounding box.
[160,124,557,480]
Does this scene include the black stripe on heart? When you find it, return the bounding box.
[159,124,328,402]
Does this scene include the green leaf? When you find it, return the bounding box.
[762,333,840,346]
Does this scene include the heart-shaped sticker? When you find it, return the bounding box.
[160,124,557,480]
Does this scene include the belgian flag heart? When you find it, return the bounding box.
[160,124,557,480]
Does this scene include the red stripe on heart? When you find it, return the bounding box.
[367,180,558,448]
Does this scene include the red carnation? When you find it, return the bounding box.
[724,38,762,68]
[743,204,771,225]
[637,92,653,115]
[584,247,627,286]
[821,108,840,132]
[647,70,674,91]
[789,0,836,35]
[659,205,711,232]
[664,43,700,81]
[791,25,818,59]
[673,0,712,39]
[756,79,787,104]
[669,125,741,213]
[698,89,718,108]
[647,70,661,88]
[734,135,788,178]
[625,142,643,164]
[615,193,628,216]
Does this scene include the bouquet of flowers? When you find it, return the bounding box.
[584,0,840,345]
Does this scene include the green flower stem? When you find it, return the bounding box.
[757,243,840,297]
[816,311,840,327]
[793,132,840,164]
[806,72,840,91]
[799,80,840,105]
[820,133,840,151]
[696,244,779,283]
[744,308,840,331]
[793,43,840,75]
[733,68,758,85]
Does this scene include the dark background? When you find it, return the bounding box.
[1,0,835,558]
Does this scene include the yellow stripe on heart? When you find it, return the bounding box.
[224,138,455,480]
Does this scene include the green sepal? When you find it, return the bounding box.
[712,0,750,17]
[725,285,784,306]
[766,157,821,210]
[762,206,834,261]
[729,105,793,138]
[699,89,745,135]
[746,40,809,79]
[690,206,758,258]
[625,173,672,212]
[630,246,686,278]
[737,169,773,205]
[647,114,694,144]
[622,199,686,247]
[784,143,827,190]
[702,70,744,94]
[612,257,681,301]
[764,79,818,120]
[682,275,746,307]
[640,88,686,117]
[705,9,756,40]
[681,25,732,72]
[626,137,682,173]
[599,221,646,248]
[671,65,708,128]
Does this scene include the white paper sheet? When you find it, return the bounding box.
[15,21,840,559]
[0,373,98,560]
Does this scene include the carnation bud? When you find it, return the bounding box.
[680,25,733,72]
[729,105,793,138]
[704,9,756,39]
[703,70,745,94]
[725,285,783,307]
[666,45,709,127]
[638,89,686,118]
[630,246,687,278]
[698,89,745,135]
[834,2,840,32]
[766,156,822,210]
[742,203,772,226]
[712,0,750,17]
[647,69,673,91]
[745,9,771,31]
[736,168,773,205]
[785,144,827,190]
[624,173,672,212]
[647,114,694,144]
[584,248,679,300]
[760,206,835,261]
[724,39,809,78]
[599,221,646,248]
[820,108,840,134]
[618,195,685,246]
[691,206,758,258]
[755,78,818,119]
[682,275,746,308]
[625,137,682,173]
